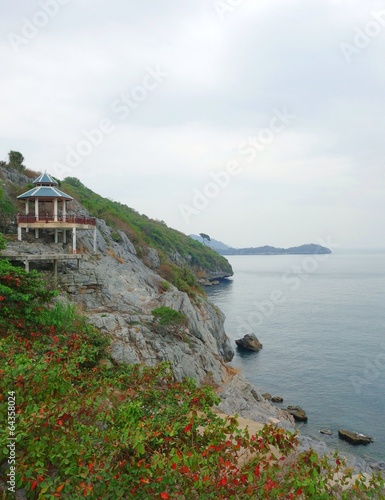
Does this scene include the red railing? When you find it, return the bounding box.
[17,214,96,226]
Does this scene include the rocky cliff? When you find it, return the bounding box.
[2,226,292,429]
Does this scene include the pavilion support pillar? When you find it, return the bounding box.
[35,229,39,239]
[35,199,39,221]
[93,227,97,254]
[54,199,58,222]
[63,230,67,244]
[54,229,58,243]
[17,226,22,241]
[24,260,29,272]
[63,200,67,222]
[72,227,77,253]
[26,201,29,233]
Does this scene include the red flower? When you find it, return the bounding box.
[219,476,228,486]
[160,493,169,499]
[0,296,5,301]
[171,462,177,470]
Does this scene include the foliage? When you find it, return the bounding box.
[0,183,16,232]
[0,263,384,498]
[152,306,186,327]
[200,233,211,244]
[7,151,26,172]
[0,260,57,331]
[0,233,5,251]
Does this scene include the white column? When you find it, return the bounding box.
[54,229,58,243]
[18,226,22,241]
[54,199,58,222]
[25,201,29,232]
[35,229,39,239]
[63,230,67,244]
[93,227,97,253]
[35,198,39,221]
[63,200,67,222]
[72,227,76,253]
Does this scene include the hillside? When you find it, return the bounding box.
[190,235,331,256]
[0,165,233,295]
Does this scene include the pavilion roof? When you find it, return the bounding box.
[17,185,73,201]
[32,173,58,186]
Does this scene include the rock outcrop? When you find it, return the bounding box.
[286,406,308,422]
[338,429,373,445]
[235,334,263,352]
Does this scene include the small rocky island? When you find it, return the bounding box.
[235,334,263,351]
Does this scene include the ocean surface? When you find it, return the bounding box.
[206,251,385,463]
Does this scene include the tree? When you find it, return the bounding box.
[8,150,26,172]
[199,233,211,245]
[0,233,5,250]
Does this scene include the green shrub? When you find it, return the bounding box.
[152,306,186,326]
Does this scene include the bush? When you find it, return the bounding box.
[0,233,5,250]
[152,306,186,326]
[0,263,384,498]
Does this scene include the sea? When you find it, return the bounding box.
[206,250,385,464]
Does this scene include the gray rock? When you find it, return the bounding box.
[235,333,262,351]
[319,428,333,436]
[271,396,283,403]
[338,429,373,445]
[147,247,160,268]
[262,393,272,401]
[286,405,308,422]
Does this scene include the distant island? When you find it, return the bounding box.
[190,235,332,256]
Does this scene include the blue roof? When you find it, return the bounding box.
[33,173,58,186]
[17,185,73,200]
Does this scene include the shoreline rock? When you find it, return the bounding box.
[286,406,308,422]
[235,333,263,352]
[338,429,373,445]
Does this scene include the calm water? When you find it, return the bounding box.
[206,251,385,463]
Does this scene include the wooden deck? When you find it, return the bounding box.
[0,253,82,277]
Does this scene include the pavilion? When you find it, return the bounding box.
[17,173,97,253]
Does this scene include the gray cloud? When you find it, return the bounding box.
[1,0,385,247]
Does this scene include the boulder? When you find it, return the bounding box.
[319,428,333,436]
[338,429,373,445]
[271,396,283,403]
[235,334,262,352]
[262,393,272,401]
[286,406,308,422]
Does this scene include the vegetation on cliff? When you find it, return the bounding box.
[1,262,384,499]
[0,157,233,296]
[61,177,232,277]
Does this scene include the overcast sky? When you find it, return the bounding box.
[1,0,385,248]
